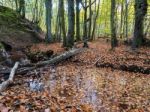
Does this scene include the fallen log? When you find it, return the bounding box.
[96,61,150,74]
[0,62,19,92]
[36,48,85,67]
[25,50,54,63]
[0,48,85,76]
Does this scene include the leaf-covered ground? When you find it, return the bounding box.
[0,39,150,112]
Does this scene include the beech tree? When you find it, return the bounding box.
[66,0,75,48]
[45,0,52,43]
[59,0,67,46]
[110,0,118,49]
[76,0,81,41]
[132,0,148,49]
[91,0,100,40]
[2,0,150,49]
[83,0,88,48]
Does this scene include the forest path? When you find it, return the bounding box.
[0,39,150,112]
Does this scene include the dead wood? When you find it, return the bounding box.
[96,61,150,74]
[35,48,85,67]
[0,62,19,92]
[0,48,85,77]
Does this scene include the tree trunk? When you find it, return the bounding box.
[45,0,52,43]
[36,48,85,67]
[132,0,148,49]
[110,0,118,49]
[76,0,81,41]
[120,0,124,39]
[66,0,75,48]
[55,2,61,42]
[32,0,38,23]
[59,0,67,46]
[88,0,92,40]
[91,0,100,40]
[83,0,88,48]
[125,0,128,40]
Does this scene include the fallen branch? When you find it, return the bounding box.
[0,62,19,92]
[36,48,85,67]
[0,48,86,77]
[96,61,150,74]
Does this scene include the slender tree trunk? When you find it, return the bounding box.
[110,0,118,49]
[22,0,25,18]
[32,0,38,23]
[66,0,75,48]
[91,0,100,40]
[83,0,88,48]
[88,0,92,39]
[132,0,148,49]
[45,0,52,43]
[125,0,128,40]
[55,2,60,41]
[76,0,81,41]
[59,0,67,46]
[34,0,38,23]
[120,0,124,39]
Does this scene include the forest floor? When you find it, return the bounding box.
[0,39,150,112]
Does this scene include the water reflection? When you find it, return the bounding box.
[46,67,104,111]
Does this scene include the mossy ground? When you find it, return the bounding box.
[0,6,39,48]
[0,6,19,24]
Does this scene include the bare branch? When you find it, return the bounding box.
[0,62,19,92]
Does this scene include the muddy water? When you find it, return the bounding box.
[44,66,129,111]
[9,64,149,111]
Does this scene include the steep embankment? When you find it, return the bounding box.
[0,6,42,48]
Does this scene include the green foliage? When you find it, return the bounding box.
[0,0,150,39]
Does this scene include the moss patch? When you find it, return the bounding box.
[0,6,27,31]
[0,6,39,48]
[0,6,19,25]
